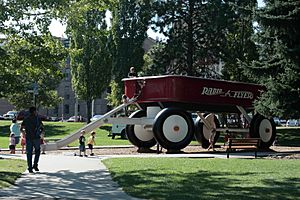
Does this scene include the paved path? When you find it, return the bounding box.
[0,150,298,199]
[0,154,139,200]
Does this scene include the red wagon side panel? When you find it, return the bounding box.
[123,75,264,112]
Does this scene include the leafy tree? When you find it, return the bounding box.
[67,0,112,122]
[0,0,69,36]
[109,0,151,106]
[245,0,300,118]
[2,34,67,110]
[106,80,122,107]
[0,0,69,108]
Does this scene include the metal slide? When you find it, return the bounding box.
[45,100,133,151]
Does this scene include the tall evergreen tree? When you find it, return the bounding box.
[152,0,237,77]
[246,0,300,118]
[140,43,170,76]
[108,0,151,106]
[221,0,258,81]
[67,1,112,122]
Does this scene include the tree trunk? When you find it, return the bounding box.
[187,0,195,76]
[86,98,92,124]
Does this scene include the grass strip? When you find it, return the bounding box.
[103,157,300,200]
[0,159,27,189]
[0,121,130,148]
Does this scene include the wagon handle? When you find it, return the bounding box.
[196,112,213,130]
[133,79,146,99]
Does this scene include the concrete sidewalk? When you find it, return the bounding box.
[0,150,298,199]
[0,154,140,200]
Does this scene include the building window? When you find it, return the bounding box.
[65,94,70,100]
[64,104,69,114]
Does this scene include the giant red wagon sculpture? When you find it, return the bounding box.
[45,75,276,152]
[123,75,276,150]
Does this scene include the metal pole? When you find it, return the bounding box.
[92,99,95,117]
[61,98,64,121]
[75,97,78,122]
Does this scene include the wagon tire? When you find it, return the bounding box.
[125,110,156,148]
[249,113,261,138]
[250,114,276,148]
[194,113,220,149]
[153,108,194,151]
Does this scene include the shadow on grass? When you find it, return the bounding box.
[43,124,72,137]
[0,171,22,187]
[111,170,300,200]
[100,125,112,132]
[276,128,300,147]
[0,124,10,137]
[0,123,74,138]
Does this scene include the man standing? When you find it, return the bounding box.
[20,107,44,173]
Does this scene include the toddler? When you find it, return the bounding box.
[9,133,16,154]
[79,130,87,157]
[20,132,26,154]
[87,131,96,156]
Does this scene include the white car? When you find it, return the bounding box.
[3,113,15,120]
[90,115,103,121]
[6,111,18,116]
[273,118,282,126]
[2,111,18,120]
[66,116,86,122]
[286,119,299,127]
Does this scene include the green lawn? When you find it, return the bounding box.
[103,157,300,200]
[276,127,300,146]
[0,120,299,149]
[0,159,27,188]
[0,121,130,149]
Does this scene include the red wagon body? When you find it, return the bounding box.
[124,75,264,112]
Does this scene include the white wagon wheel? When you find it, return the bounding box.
[250,114,276,148]
[125,110,156,148]
[153,108,194,150]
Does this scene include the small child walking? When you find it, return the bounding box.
[20,132,26,154]
[79,130,87,157]
[87,131,96,156]
[9,133,16,154]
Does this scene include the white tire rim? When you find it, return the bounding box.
[203,114,216,140]
[134,117,154,141]
[259,119,273,142]
[162,115,189,143]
